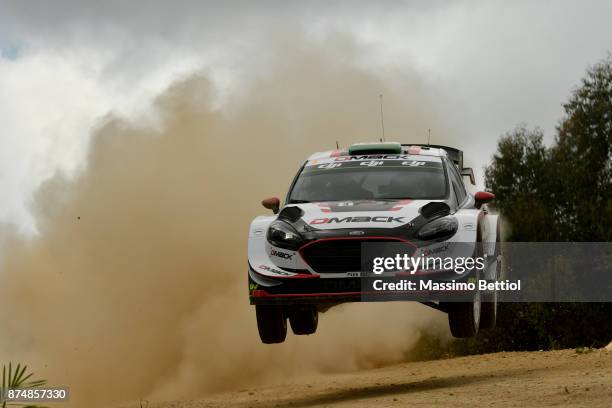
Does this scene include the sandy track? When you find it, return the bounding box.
[128,349,612,408]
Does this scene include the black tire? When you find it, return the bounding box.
[480,289,497,330]
[481,219,502,330]
[289,306,318,335]
[447,289,481,338]
[448,230,483,338]
[256,305,287,344]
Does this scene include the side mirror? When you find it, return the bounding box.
[474,191,495,208]
[262,197,280,214]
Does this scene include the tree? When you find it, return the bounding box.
[553,56,612,241]
[460,56,612,352]
[484,125,556,241]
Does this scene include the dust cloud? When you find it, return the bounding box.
[0,38,453,407]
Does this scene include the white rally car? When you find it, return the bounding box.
[248,142,501,343]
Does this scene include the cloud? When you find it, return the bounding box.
[0,1,611,226]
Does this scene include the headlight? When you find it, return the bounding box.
[267,220,304,249]
[417,216,458,240]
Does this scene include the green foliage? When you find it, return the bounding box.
[0,363,47,408]
[452,303,612,355]
[484,126,556,241]
[553,56,612,241]
[468,55,612,352]
[485,57,612,243]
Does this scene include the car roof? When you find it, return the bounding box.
[306,143,448,161]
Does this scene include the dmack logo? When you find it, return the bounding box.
[270,249,293,260]
[310,216,405,224]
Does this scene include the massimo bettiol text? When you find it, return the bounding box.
[370,253,521,292]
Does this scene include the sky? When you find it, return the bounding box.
[1,0,611,233]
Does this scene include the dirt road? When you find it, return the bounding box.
[130,348,612,408]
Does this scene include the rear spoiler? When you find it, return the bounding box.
[461,167,475,185]
[402,144,475,185]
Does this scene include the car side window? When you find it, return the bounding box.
[447,160,466,205]
[452,179,464,206]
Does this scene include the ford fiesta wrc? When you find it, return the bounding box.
[248,142,502,343]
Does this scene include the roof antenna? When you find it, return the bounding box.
[427,128,431,145]
[379,94,386,142]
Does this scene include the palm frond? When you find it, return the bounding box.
[0,363,47,408]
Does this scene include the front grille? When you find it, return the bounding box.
[300,238,406,274]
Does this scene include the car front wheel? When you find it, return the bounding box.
[289,306,318,335]
[256,305,287,344]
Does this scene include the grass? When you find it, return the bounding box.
[0,363,47,408]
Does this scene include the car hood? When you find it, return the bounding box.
[291,199,437,230]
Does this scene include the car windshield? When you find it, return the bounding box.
[288,156,448,202]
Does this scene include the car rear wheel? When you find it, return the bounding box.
[481,220,502,330]
[289,306,318,335]
[480,288,497,330]
[256,305,287,344]
[447,288,481,338]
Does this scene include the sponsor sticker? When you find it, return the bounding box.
[270,249,294,260]
[258,264,293,276]
[309,216,405,225]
